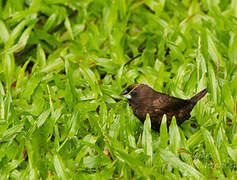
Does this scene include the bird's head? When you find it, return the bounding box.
[120,84,154,101]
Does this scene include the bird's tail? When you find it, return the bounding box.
[189,88,208,103]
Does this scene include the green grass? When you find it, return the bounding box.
[0,0,236,179]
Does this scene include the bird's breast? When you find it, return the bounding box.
[130,101,151,122]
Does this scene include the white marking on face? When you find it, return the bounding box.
[122,94,132,99]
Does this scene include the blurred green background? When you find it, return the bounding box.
[0,0,236,179]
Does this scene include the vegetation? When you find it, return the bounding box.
[0,0,236,179]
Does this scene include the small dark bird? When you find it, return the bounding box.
[120,84,207,131]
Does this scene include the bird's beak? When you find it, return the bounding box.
[120,90,132,99]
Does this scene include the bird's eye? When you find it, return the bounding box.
[122,89,128,94]
[120,86,138,100]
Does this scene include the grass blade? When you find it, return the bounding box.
[160,149,204,179]
[160,114,168,148]
[142,114,153,166]
[201,128,222,169]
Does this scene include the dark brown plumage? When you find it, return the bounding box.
[120,84,207,131]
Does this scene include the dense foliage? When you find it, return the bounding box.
[0,0,236,179]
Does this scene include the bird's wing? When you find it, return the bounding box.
[152,92,189,113]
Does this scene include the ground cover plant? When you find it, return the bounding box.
[0,0,236,179]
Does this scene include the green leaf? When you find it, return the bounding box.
[80,65,101,98]
[16,58,31,89]
[5,19,31,48]
[208,62,218,104]
[54,154,67,179]
[228,32,237,64]
[23,72,42,99]
[37,109,50,128]
[226,146,237,162]
[160,114,168,148]
[43,13,57,32]
[2,54,15,87]
[103,1,117,34]
[207,30,225,68]
[142,114,153,166]
[65,17,74,40]
[3,25,33,55]
[2,123,24,139]
[222,82,235,113]
[68,111,79,137]
[115,150,152,177]
[0,20,9,43]
[187,130,203,149]
[201,128,222,168]
[169,117,181,155]
[40,58,64,73]
[37,44,46,66]
[82,154,110,169]
[160,149,204,179]
[100,101,107,131]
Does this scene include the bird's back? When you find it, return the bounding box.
[149,89,207,131]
